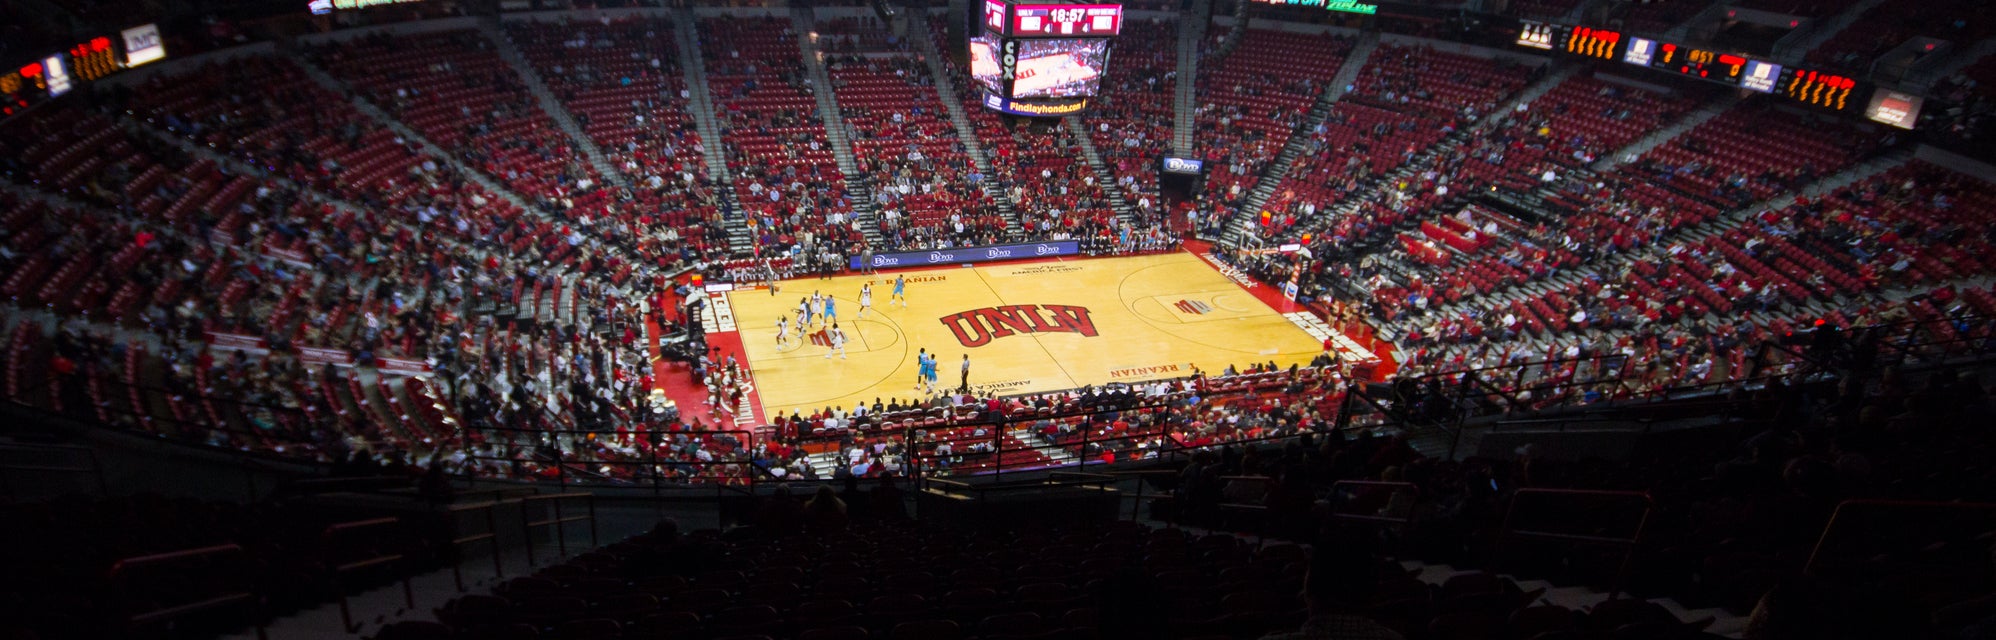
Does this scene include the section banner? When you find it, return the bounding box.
[851,241,1081,270]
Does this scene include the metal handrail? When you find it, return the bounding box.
[108,543,266,640]
[446,500,506,592]
[520,492,598,566]
[322,517,413,633]
[1329,480,1419,532]
[1804,499,1996,577]
[0,441,108,497]
[1497,488,1654,598]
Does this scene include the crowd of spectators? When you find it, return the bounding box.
[0,8,1991,503]
[1083,18,1182,230]
[505,16,735,266]
[819,17,1000,252]
[699,16,865,264]
[1193,28,1355,213]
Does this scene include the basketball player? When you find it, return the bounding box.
[891,274,907,308]
[776,314,789,348]
[810,291,825,328]
[824,322,847,359]
[923,351,940,393]
[915,348,929,390]
[858,283,872,319]
[824,295,838,325]
[797,297,812,329]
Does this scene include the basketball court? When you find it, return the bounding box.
[709,250,1378,422]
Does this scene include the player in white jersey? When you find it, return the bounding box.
[824,323,847,359]
[775,315,789,348]
[858,283,872,319]
[809,292,825,328]
[796,297,812,328]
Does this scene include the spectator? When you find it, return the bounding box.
[1261,530,1404,640]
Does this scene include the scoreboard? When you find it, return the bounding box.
[985,2,1123,38]
[2,24,165,118]
[1521,20,1916,127]
[975,1,1121,117]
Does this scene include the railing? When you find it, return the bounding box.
[108,544,266,640]
[1328,480,1419,535]
[1217,474,1275,541]
[0,441,108,498]
[446,500,506,591]
[1752,314,1996,378]
[520,492,599,567]
[920,471,1122,511]
[1805,499,1996,578]
[450,427,761,489]
[1496,488,1653,598]
[1101,468,1184,524]
[323,517,415,633]
[6,309,1990,494]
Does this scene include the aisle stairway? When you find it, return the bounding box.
[790,6,883,246]
[287,51,541,218]
[1425,148,1912,323]
[910,19,1023,233]
[1172,0,1210,157]
[1302,63,1577,286]
[483,18,626,188]
[673,8,752,253]
[1065,116,1136,225]
[1592,94,1739,171]
[1221,31,1380,246]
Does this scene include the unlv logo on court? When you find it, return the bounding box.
[940,305,1098,348]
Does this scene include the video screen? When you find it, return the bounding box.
[1010,39,1108,99]
[969,35,1003,94]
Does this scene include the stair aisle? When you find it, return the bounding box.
[673,8,752,253]
[910,16,1024,235]
[288,51,541,217]
[1221,31,1379,246]
[790,6,884,246]
[1172,0,1210,158]
[483,18,626,188]
[1065,116,1137,226]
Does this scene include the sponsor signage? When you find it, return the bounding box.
[298,346,354,366]
[377,357,431,377]
[1253,0,1377,14]
[1623,37,1655,66]
[262,246,311,266]
[121,24,165,67]
[1516,21,1556,50]
[42,55,73,97]
[852,240,1081,270]
[981,91,1089,117]
[1741,60,1782,93]
[206,331,267,352]
[999,38,1019,96]
[1865,89,1923,130]
[1162,157,1205,174]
